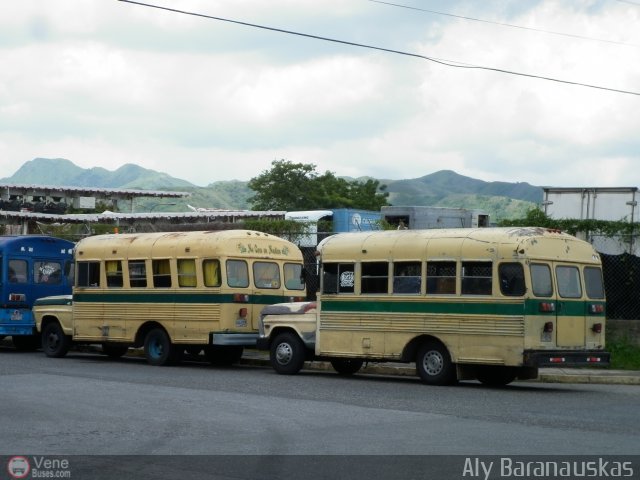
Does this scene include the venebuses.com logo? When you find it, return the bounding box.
[7,456,30,479]
[6,456,71,479]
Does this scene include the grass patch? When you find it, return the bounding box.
[608,338,640,370]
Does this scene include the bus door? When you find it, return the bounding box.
[554,264,585,347]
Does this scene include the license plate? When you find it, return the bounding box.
[10,310,23,321]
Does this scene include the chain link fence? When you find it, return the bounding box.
[601,253,640,320]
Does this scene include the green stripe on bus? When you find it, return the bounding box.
[73,292,290,305]
[321,298,605,316]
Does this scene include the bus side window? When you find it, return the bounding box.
[361,262,388,294]
[393,262,421,294]
[461,261,492,295]
[499,263,525,296]
[178,259,197,287]
[322,263,354,294]
[584,266,605,299]
[530,263,552,297]
[34,261,62,285]
[106,260,123,288]
[227,260,249,288]
[426,261,456,294]
[254,262,281,289]
[65,261,75,286]
[152,259,172,288]
[77,261,100,287]
[203,259,221,287]
[284,263,304,290]
[128,260,147,288]
[8,259,27,284]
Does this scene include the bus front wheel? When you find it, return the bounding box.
[416,341,456,386]
[144,328,182,366]
[270,332,305,375]
[42,322,71,358]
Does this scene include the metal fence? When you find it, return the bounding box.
[601,253,640,320]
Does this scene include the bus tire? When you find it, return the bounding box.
[205,345,243,366]
[416,341,456,386]
[330,358,364,376]
[12,334,41,351]
[476,366,518,387]
[270,332,305,375]
[101,343,129,358]
[144,328,182,366]
[41,322,71,358]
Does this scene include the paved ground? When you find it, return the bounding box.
[3,337,638,385]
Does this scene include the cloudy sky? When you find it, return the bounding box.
[1,0,639,188]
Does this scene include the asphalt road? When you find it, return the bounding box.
[1,346,639,459]
[3,346,639,479]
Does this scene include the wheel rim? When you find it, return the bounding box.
[46,330,59,350]
[275,342,293,365]
[423,350,444,376]
[149,338,164,358]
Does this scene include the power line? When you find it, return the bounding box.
[367,0,640,48]
[118,0,640,97]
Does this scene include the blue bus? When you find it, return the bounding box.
[0,236,74,350]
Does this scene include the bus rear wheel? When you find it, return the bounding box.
[330,358,364,376]
[416,341,456,386]
[476,366,518,387]
[270,332,305,375]
[41,322,71,358]
[144,328,182,366]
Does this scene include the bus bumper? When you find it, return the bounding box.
[210,332,258,347]
[523,350,610,367]
[0,325,35,336]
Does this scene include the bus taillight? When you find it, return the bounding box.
[288,296,306,302]
[543,321,554,333]
[591,323,602,334]
[587,357,603,363]
[549,357,566,363]
[8,293,26,302]
[238,307,248,318]
[233,294,249,303]
[539,302,555,313]
[589,304,604,314]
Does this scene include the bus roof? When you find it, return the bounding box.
[316,227,601,264]
[75,230,303,261]
[0,235,74,253]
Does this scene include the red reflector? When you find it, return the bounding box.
[8,293,26,302]
[591,323,602,333]
[233,293,249,303]
[590,304,604,314]
[288,296,306,302]
[239,307,248,318]
[539,302,555,313]
[549,357,566,363]
[587,357,602,363]
[543,321,554,333]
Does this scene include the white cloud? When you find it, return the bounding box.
[0,0,639,188]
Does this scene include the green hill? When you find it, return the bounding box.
[1,158,541,219]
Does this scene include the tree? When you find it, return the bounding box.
[248,159,389,211]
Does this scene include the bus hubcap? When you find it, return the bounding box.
[423,351,443,376]
[275,343,293,365]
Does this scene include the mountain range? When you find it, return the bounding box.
[1,158,543,220]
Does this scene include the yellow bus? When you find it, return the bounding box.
[258,227,609,386]
[35,230,306,366]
